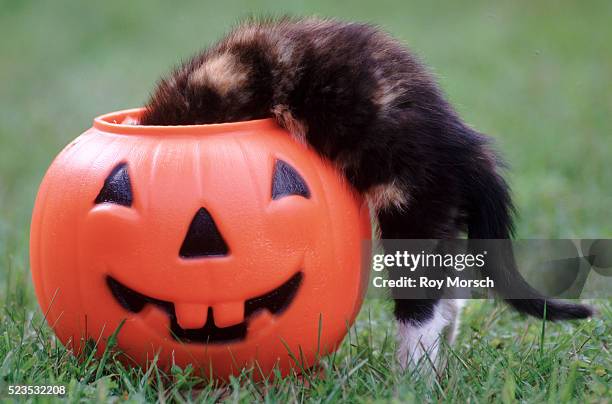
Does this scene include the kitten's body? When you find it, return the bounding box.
[141,17,591,369]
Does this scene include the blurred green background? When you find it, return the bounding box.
[0,1,610,401]
[1,0,611,294]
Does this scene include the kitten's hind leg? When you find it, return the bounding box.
[395,299,463,371]
[376,203,463,372]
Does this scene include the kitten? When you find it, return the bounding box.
[140,17,592,369]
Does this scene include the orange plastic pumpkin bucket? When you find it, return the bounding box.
[30,108,371,380]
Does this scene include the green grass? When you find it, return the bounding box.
[0,0,610,402]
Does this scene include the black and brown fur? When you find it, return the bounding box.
[141,17,592,368]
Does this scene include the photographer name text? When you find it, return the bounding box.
[372,276,494,289]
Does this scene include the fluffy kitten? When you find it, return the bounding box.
[140,17,592,369]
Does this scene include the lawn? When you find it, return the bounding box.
[0,1,610,402]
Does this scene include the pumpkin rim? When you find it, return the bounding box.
[94,108,280,136]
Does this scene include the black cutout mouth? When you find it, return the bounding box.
[106,272,303,344]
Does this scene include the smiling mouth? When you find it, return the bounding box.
[106,272,303,344]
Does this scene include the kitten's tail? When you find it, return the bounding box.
[465,139,593,321]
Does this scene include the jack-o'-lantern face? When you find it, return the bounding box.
[30,109,371,380]
[99,159,309,343]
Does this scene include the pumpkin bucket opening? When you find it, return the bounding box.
[93,107,279,136]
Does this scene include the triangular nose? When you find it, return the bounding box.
[179,208,229,258]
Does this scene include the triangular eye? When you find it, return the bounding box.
[271,160,310,200]
[94,163,133,206]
